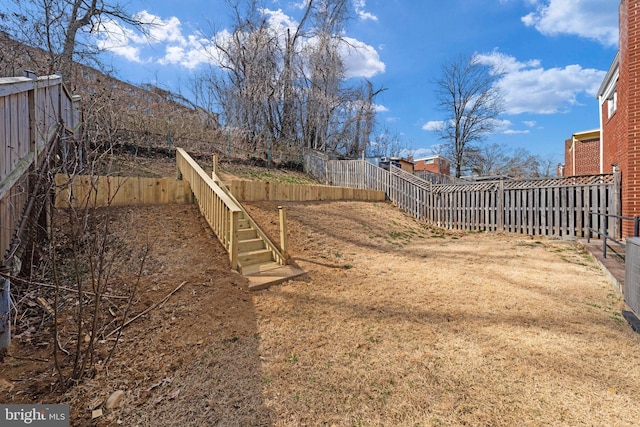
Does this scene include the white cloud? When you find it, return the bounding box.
[340,37,385,78]
[260,8,299,32]
[158,33,219,69]
[136,11,186,45]
[422,121,446,132]
[292,1,310,10]
[354,0,378,22]
[475,50,606,115]
[373,104,389,113]
[94,19,144,62]
[503,129,530,135]
[492,118,513,132]
[93,9,384,78]
[523,120,537,127]
[522,0,618,47]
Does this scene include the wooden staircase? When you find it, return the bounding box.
[236,212,283,275]
[176,148,305,290]
[235,209,306,290]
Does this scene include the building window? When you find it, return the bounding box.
[608,89,617,117]
[424,159,435,165]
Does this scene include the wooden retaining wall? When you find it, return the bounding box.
[54,175,193,208]
[228,180,385,202]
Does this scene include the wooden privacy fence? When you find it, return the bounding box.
[305,154,621,239]
[327,159,390,193]
[54,175,193,208]
[1,74,80,268]
[424,173,620,238]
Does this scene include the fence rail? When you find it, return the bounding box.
[302,150,621,239]
[588,212,639,259]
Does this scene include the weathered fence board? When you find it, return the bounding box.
[1,74,80,268]
[303,150,620,239]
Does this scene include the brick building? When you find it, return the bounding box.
[595,0,639,236]
[561,129,601,176]
[413,155,451,175]
[566,1,640,236]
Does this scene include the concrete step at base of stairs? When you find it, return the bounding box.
[240,261,282,275]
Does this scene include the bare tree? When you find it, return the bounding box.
[1,0,148,82]
[194,0,382,157]
[466,142,555,179]
[434,53,504,178]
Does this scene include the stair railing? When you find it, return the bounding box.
[176,148,241,270]
[210,154,288,266]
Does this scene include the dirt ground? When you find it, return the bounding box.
[3,182,640,425]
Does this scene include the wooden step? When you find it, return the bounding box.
[244,264,307,290]
[238,237,266,252]
[238,228,257,240]
[238,218,251,229]
[238,248,273,266]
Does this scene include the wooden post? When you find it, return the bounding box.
[212,153,218,182]
[176,149,183,180]
[0,275,10,357]
[279,206,289,262]
[497,179,505,232]
[229,210,239,271]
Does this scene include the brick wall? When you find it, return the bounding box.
[414,158,451,175]
[563,138,573,176]
[574,139,600,175]
[602,100,622,174]
[563,137,600,176]
[621,0,636,236]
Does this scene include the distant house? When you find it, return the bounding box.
[560,129,601,176]
[598,51,620,177]
[394,157,415,173]
[375,156,414,173]
[413,155,450,176]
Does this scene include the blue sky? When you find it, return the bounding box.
[92,0,619,163]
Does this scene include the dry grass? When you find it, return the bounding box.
[246,201,640,426]
[5,199,640,426]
